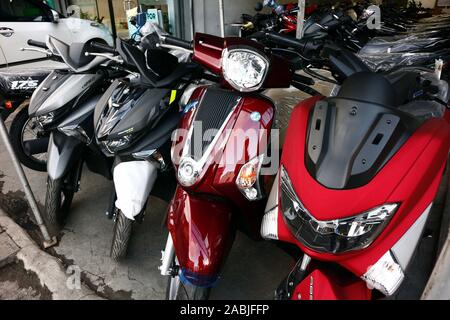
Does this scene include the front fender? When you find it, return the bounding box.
[113,160,158,220]
[167,187,234,287]
[47,131,83,180]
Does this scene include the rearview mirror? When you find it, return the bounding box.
[50,9,59,23]
[255,2,263,12]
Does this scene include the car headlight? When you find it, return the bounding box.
[279,166,398,253]
[102,135,132,154]
[37,112,55,127]
[222,48,269,92]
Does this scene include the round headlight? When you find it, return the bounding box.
[222,48,269,92]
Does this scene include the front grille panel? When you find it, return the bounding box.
[189,88,240,160]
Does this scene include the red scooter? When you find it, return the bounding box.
[157,32,305,300]
[260,33,450,300]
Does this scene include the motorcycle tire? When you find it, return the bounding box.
[110,210,133,261]
[44,177,75,235]
[9,105,47,172]
[165,256,211,300]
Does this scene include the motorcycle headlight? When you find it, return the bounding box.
[58,125,90,144]
[280,166,398,253]
[37,112,55,127]
[222,48,269,92]
[102,134,132,154]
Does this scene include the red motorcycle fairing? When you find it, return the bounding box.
[278,95,450,277]
[167,186,234,284]
[169,87,275,282]
[291,266,372,300]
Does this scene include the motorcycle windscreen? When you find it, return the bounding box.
[305,73,420,189]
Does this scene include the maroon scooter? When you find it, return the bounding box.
[157,33,306,299]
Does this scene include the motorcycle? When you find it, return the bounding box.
[26,36,123,234]
[93,31,205,260]
[260,32,450,300]
[157,32,319,300]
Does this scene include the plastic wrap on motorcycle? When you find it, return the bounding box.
[0,68,50,97]
[113,161,158,220]
[167,187,233,287]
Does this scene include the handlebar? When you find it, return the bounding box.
[163,36,193,50]
[90,41,117,55]
[27,39,48,49]
[265,32,308,51]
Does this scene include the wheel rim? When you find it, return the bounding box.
[21,118,47,164]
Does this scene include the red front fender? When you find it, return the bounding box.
[167,187,234,286]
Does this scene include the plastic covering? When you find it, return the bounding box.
[0,68,52,97]
[358,50,450,72]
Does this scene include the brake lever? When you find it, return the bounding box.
[85,52,123,64]
[20,47,53,56]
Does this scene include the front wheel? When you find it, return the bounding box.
[165,257,211,300]
[110,210,133,261]
[9,105,48,172]
[44,177,75,235]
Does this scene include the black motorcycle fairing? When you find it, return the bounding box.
[117,106,181,157]
[94,79,173,148]
[305,98,418,190]
[305,72,423,190]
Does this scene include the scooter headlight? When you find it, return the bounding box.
[279,166,398,253]
[37,112,55,127]
[222,48,269,92]
[177,157,200,187]
[102,134,132,154]
[58,125,90,144]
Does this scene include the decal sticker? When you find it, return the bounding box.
[10,78,39,90]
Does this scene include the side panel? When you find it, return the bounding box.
[167,187,234,286]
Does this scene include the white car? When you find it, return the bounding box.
[0,0,114,65]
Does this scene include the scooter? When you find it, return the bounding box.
[157,32,318,300]
[260,32,450,300]
[26,36,123,234]
[93,32,204,260]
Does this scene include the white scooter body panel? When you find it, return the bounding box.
[113,161,158,220]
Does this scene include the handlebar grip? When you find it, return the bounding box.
[164,36,193,50]
[90,41,117,54]
[265,32,307,51]
[27,39,48,49]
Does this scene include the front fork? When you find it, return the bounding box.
[159,234,176,277]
